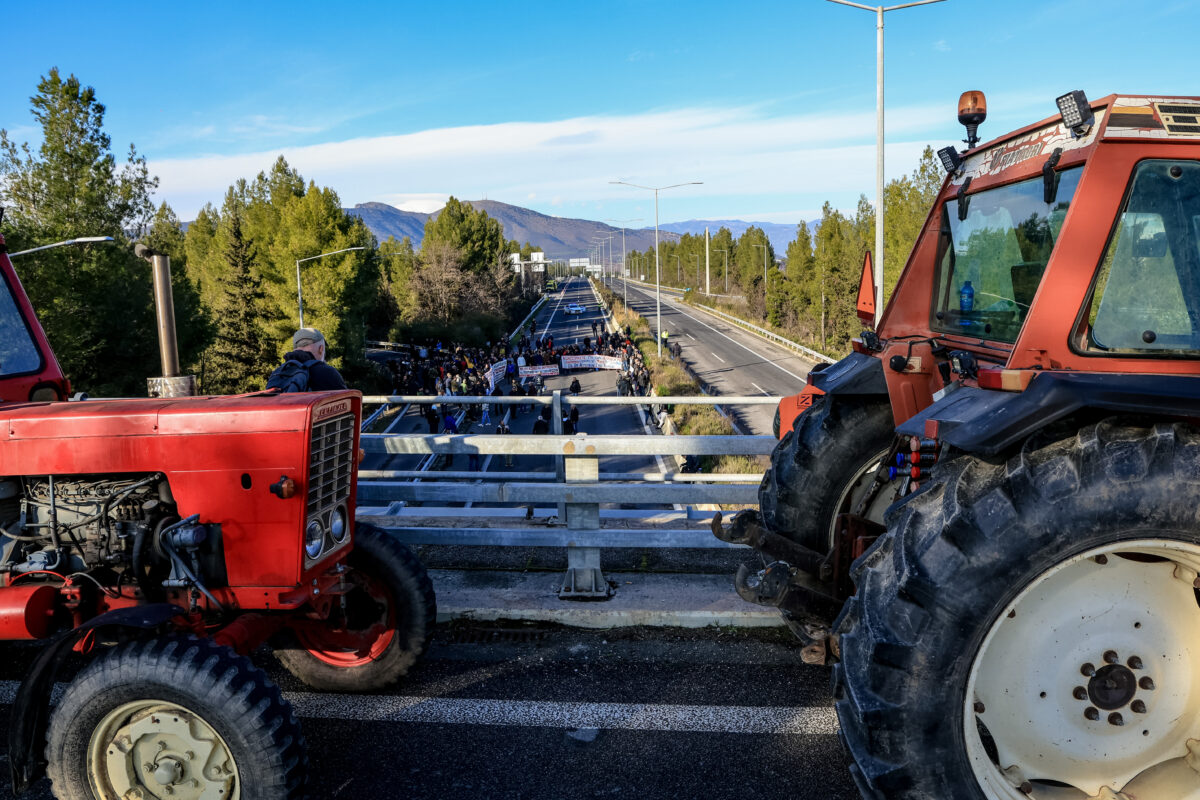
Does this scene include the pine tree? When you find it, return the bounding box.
[204,214,272,394]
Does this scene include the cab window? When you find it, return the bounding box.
[1086,160,1200,355]
[0,271,42,376]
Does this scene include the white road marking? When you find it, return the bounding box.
[0,680,836,735]
[751,382,769,396]
[686,334,696,340]
[710,353,725,363]
[626,285,808,383]
[286,694,839,735]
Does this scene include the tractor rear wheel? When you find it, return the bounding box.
[47,636,306,800]
[759,395,894,553]
[834,419,1200,799]
[277,522,436,691]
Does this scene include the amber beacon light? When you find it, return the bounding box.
[958,90,987,148]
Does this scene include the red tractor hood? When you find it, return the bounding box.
[0,392,325,441]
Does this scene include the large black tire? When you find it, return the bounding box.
[47,636,306,800]
[277,522,436,692]
[759,395,894,552]
[834,419,1200,799]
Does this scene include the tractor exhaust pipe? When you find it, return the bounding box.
[135,244,196,397]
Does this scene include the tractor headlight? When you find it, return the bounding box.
[305,519,325,559]
[330,506,348,544]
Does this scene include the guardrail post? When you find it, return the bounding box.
[552,390,565,521]
[558,421,611,600]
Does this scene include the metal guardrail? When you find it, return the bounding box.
[694,304,836,365]
[357,393,779,599]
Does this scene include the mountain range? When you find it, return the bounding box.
[345,200,802,258]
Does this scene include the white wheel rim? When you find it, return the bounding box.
[88,699,239,800]
[964,538,1200,799]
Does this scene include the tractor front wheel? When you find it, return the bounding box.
[277,522,435,692]
[834,419,1200,799]
[759,395,894,553]
[47,636,306,800]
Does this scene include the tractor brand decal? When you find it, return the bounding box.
[951,110,1105,186]
[315,399,351,421]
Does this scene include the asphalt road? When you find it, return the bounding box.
[0,624,856,800]
[605,278,820,435]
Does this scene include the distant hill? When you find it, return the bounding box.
[346,202,429,244]
[345,199,804,259]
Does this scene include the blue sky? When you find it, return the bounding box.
[3,0,1199,228]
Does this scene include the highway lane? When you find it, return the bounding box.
[605,278,821,435]
[0,625,856,800]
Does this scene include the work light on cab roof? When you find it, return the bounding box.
[1056,89,1095,138]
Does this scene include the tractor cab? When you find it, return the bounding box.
[0,236,70,403]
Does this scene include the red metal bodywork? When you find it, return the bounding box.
[0,235,361,640]
[776,94,1200,433]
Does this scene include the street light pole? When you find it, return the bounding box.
[296,246,366,328]
[827,0,945,326]
[8,236,116,257]
[610,181,701,357]
[714,249,729,294]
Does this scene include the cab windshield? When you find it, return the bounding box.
[932,167,1082,342]
[0,269,43,377]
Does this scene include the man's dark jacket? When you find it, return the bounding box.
[284,349,347,391]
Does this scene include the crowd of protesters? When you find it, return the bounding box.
[376,310,656,447]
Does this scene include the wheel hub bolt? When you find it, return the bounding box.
[1085,707,1100,721]
[1109,712,1125,726]
[1140,677,1155,691]
[1128,655,1143,670]
[1073,686,1088,700]
[1131,700,1147,714]
[1103,650,1119,664]
[1019,781,1034,794]
[1081,662,1096,677]
[974,701,986,714]
[1095,554,1109,565]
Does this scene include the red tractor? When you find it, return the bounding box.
[0,233,435,798]
[717,91,1200,798]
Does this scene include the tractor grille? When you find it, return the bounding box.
[308,413,355,516]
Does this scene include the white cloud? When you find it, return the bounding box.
[378,193,448,213]
[149,103,958,221]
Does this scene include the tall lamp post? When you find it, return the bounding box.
[9,236,116,257]
[610,180,701,356]
[604,218,641,309]
[827,0,945,326]
[296,247,365,328]
[714,248,729,294]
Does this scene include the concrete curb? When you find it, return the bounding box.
[431,569,785,629]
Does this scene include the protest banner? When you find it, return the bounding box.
[519,364,560,378]
[488,359,510,390]
[560,354,623,371]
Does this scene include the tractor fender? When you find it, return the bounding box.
[808,352,888,398]
[895,372,1200,457]
[776,353,888,437]
[9,603,186,795]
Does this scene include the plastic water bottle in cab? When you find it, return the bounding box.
[960,280,975,313]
